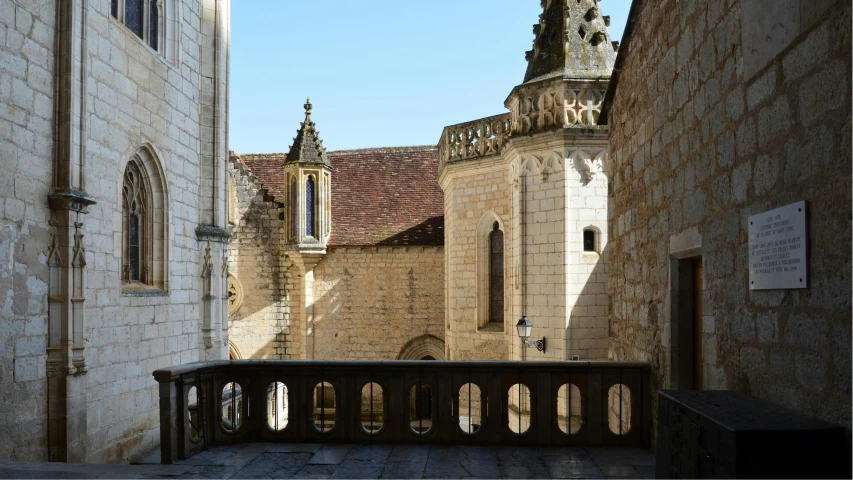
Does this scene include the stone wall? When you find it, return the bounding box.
[606,0,851,428]
[441,160,514,360]
[0,0,230,462]
[0,0,56,461]
[311,246,445,360]
[227,161,289,359]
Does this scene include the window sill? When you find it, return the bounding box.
[109,16,178,71]
[478,323,504,333]
[122,283,169,297]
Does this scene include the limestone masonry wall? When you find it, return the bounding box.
[227,163,289,359]
[442,162,514,360]
[0,0,230,462]
[311,246,445,360]
[0,0,57,461]
[607,0,851,428]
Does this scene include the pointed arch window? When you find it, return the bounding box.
[305,176,315,238]
[489,222,504,324]
[121,145,169,294]
[123,159,151,284]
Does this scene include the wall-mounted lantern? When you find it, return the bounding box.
[516,315,545,353]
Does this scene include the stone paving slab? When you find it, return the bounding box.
[0,444,655,479]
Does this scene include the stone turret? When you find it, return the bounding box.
[524,0,617,83]
[285,99,331,167]
[283,99,332,254]
[507,0,617,134]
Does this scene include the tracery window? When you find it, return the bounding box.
[305,176,315,238]
[123,160,151,284]
[121,145,169,293]
[489,222,504,324]
[111,0,163,52]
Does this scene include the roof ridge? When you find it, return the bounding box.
[328,145,437,154]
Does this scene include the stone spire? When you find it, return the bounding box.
[285,98,330,166]
[523,0,617,83]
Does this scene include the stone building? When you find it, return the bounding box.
[0,0,231,463]
[601,0,851,428]
[227,103,446,361]
[437,0,616,362]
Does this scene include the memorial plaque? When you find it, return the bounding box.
[748,201,807,290]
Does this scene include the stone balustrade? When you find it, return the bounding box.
[154,360,651,463]
[438,114,512,170]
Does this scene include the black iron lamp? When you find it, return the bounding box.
[516,315,545,352]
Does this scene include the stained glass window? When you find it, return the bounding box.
[123,162,147,284]
[489,222,504,324]
[149,0,159,50]
[125,0,144,38]
[305,176,315,238]
[290,178,297,238]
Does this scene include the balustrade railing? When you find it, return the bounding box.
[154,360,651,463]
[438,113,512,170]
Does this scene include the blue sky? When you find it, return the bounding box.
[229,1,633,153]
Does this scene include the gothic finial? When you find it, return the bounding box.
[304,98,312,116]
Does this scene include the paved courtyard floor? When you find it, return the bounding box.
[0,443,655,479]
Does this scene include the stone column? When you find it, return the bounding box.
[47,0,94,462]
[197,0,231,360]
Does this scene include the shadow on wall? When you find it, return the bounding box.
[376,216,444,246]
[564,242,611,362]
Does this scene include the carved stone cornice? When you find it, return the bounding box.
[195,224,231,241]
[48,188,97,213]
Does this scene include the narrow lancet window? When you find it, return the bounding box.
[306,176,315,238]
[290,178,298,239]
[123,162,148,284]
[489,222,504,324]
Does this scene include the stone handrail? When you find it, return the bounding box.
[438,113,512,171]
[154,360,651,463]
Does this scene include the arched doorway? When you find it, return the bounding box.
[396,335,445,360]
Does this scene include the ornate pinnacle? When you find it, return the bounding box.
[304,98,312,116]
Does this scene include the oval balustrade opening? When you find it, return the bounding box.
[458,383,481,434]
[557,383,584,435]
[607,383,632,435]
[221,382,242,433]
[508,383,531,434]
[361,382,384,434]
[188,386,200,442]
[314,382,336,433]
[409,383,432,435]
[267,382,288,431]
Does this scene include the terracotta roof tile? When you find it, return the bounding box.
[230,146,444,246]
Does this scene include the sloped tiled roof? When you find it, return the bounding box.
[328,146,443,246]
[233,152,287,201]
[229,146,444,246]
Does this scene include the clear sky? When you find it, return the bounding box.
[229,1,633,153]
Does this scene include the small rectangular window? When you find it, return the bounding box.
[583,230,596,252]
[111,0,119,18]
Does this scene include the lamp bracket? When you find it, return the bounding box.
[523,337,546,353]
